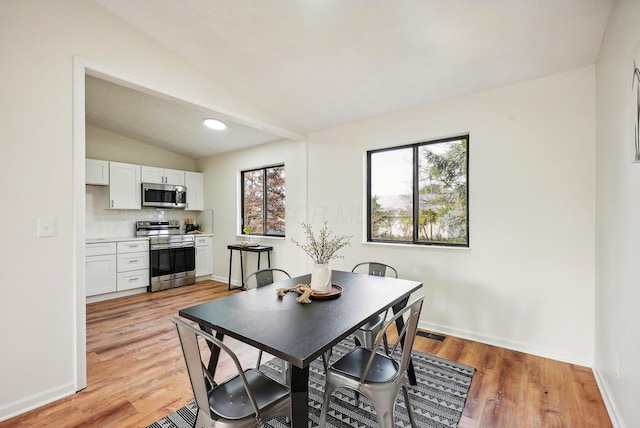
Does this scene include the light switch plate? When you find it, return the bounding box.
[38,217,56,237]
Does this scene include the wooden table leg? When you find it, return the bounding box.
[289,365,310,428]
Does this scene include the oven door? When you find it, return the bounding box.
[150,245,196,291]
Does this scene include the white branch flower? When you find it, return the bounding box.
[291,221,352,264]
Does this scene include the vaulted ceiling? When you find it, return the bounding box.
[87,0,613,159]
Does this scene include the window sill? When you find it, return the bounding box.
[236,234,286,242]
[363,241,470,251]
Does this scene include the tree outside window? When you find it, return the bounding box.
[242,165,285,236]
[368,136,468,246]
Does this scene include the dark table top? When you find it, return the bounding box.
[178,270,422,367]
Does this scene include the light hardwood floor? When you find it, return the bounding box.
[0,280,612,427]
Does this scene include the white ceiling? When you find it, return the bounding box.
[85,76,291,159]
[88,0,613,159]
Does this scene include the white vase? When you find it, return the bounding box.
[310,263,332,294]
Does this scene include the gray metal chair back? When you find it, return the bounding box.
[352,262,398,278]
[172,317,291,427]
[350,262,398,349]
[245,268,291,289]
[244,268,292,384]
[319,297,425,428]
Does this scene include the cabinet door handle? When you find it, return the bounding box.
[111,200,114,208]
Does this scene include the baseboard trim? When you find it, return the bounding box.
[592,367,623,428]
[418,321,591,367]
[210,274,242,288]
[0,383,75,423]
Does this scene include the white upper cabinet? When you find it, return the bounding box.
[109,161,141,209]
[86,159,109,185]
[141,166,185,186]
[185,171,204,211]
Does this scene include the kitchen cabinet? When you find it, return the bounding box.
[195,236,212,277]
[116,240,149,291]
[86,242,117,296]
[86,159,109,185]
[185,171,204,211]
[141,166,185,186]
[86,239,149,297]
[109,161,141,209]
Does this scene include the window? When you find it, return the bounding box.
[367,135,468,246]
[241,164,285,237]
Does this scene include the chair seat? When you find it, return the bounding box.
[331,347,400,383]
[209,368,290,420]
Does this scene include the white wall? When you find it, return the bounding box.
[196,139,310,285]
[0,0,293,421]
[86,125,197,171]
[594,1,640,427]
[204,67,597,366]
[304,67,596,365]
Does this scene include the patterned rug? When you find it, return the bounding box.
[147,339,475,428]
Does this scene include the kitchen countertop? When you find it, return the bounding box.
[86,236,149,244]
[86,233,212,244]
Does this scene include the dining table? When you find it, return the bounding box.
[178,269,423,428]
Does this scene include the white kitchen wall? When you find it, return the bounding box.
[303,66,596,366]
[594,1,640,427]
[86,125,197,171]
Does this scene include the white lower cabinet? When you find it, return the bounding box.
[86,239,149,298]
[86,243,117,296]
[195,236,212,277]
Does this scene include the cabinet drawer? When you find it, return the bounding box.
[117,251,149,272]
[117,269,149,291]
[117,240,149,253]
[195,236,211,246]
[86,242,117,256]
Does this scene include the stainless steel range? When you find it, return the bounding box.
[136,220,196,292]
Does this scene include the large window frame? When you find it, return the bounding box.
[241,164,286,237]
[367,135,469,247]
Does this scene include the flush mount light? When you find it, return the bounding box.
[203,118,227,130]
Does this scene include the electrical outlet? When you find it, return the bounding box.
[37,217,56,237]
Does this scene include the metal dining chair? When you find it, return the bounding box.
[172,317,291,427]
[319,297,424,428]
[245,268,291,289]
[351,262,398,350]
[245,268,292,383]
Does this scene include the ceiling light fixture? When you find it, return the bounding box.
[203,118,227,130]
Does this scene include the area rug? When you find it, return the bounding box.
[147,340,475,428]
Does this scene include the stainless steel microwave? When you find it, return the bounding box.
[142,183,187,209]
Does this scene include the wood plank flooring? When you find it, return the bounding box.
[0,280,612,427]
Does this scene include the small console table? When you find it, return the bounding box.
[227,244,273,290]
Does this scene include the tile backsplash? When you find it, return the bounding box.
[85,185,212,238]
